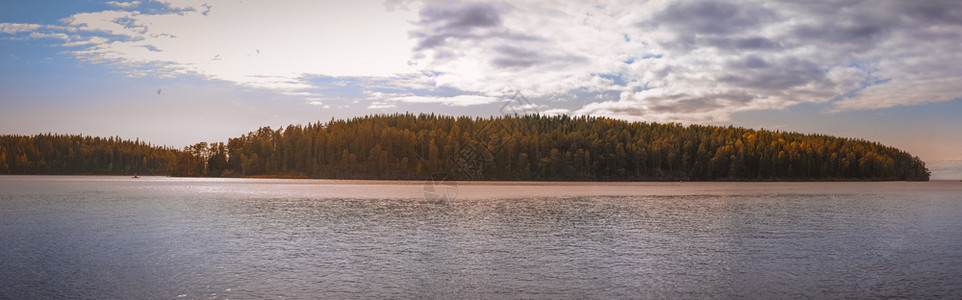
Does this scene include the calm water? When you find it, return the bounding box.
[1,176,961,299]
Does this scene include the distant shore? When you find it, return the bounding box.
[3,174,949,183]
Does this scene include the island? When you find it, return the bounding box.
[0,113,930,181]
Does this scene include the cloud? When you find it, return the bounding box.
[5,0,962,122]
[718,56,827,92]
[392,95,502,106]
[367,102,396,109]
[6,1,420,93]
[106,1,142,8]
[29,32,71,41]
[408,1,646,99]
[307,101,331,109]
[62,36,109,47]
[928,159,962,179]
[827,1,962,111]
[574,90,758,123]
[420,2,504,31]
[541,108,570,116]
[570,0,962,122]
[638,0,776,51]
[413,2,512,52]
[366,91,503,107]
[0,23,43,34]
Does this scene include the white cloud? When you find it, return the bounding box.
[11,0,421,93]
[366,91,503,107]
[29,32,70,41]
[367,101,396,109]
[105,1,141,8]
[409,1,647,98]
[62,37,108,47]
[391,95,503,106]
[407,0,962,122]
[0,23,42,34]
[6,0,962,122]
[308,101,330,109]
[540,108,570,116]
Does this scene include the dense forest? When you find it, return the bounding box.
[0,134,176,175]
[165,113,929,181]
[0,114,930,180]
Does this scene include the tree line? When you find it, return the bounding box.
[0,134,175,175]
[167,113,929,181]
[0,114,931,181]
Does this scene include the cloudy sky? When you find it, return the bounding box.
[1,0,961,178]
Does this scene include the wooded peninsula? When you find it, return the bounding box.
[0,113,930,181]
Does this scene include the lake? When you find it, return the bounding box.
[1,176,961,299]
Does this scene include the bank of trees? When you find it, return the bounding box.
[0,134,175,175]
[0,114,930,180]
[173,113,930,181]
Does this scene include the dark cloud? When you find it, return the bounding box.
[640,0,775,36]
[490,45,539,69]
[895,0,962,25]
[632,0,912,107]
[728,54,769,69]
[780,1,961,51]
[582,92,755,119]
[647,92,754,114]
[649,98,720,114]
[594,105,648,117]
[412,2,562,70]
[791,21,890,47]
[420,2,502,29]
[406,0,962,121]
[719,56,824,91]
[700,36,782,51]
[487,44,588,70]
[637,0,936,54]
[413,2,513,51]
[414,31,488,50]
[635,0,780,52]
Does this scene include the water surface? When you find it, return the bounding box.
[1,176,961,298]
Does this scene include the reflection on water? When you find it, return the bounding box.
[1,176,961,298]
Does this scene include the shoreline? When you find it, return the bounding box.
[0,174,952,183]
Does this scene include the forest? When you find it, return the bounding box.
[1,113,931,181]
[0,134,175,175]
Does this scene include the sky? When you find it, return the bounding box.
[1,0,961,179]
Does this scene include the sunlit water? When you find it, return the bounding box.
[1,176,961,299]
